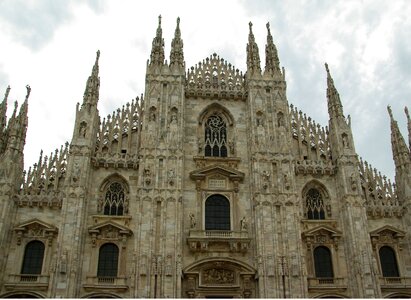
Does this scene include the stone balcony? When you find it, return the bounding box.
[379,277,411,288]
[83,276,129,291]
[4,274,50,291]
[187,230,251,252]
[307,277,347,291]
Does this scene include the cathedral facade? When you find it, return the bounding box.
[0,17,410,298]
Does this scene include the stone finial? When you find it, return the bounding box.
[387,105,393,120]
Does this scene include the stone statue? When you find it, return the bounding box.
[240,216,248,231]
[189,213,196,229]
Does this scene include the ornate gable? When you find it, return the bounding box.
[370,225,405,248]
[190,164,244,191]
[185,53,246,100]
[302,225,342,249]
[88,221,132,248]
[14,219,58,246]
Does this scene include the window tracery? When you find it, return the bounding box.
[205,115,227,157]
[102,182,127,216]
[306,188,325,220]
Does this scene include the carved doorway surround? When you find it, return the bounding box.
[182,258,256,298]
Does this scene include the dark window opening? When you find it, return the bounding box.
[21,241,45,275]
[205,195,230,230]
[379,246,400,277]
[314,246,334,278]
[97,243,119,277]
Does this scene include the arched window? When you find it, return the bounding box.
[306,188,325,220]
[103,182,125,216]
[204,115,227,157]
[379,246,400,277]
[21,241,45,275]
[205,195,230,230]
[97,243,119,277]
[314,246,334,278]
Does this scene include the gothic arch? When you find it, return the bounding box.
[82,292,122,298]
[98,174,130,215]
[1,291,45,298]
[198,102,234,126]
[301,180,331,219]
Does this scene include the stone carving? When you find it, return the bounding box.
[283,173,291,190]
[189,213,196,229]
[168,113,179,149]
[261,170,270,190]
[79,121,87,138]
[60,250,68,274]
[168,169,175,186]
[203,268,235,284]
[240,216,248,231]
[144,167,152,186]
[71,162,81,185]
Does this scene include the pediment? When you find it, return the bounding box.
[14,218,58,234]
[370,225,405,238]
[88,220,132,236]
[190,164,244,182]
[302,225,342,239]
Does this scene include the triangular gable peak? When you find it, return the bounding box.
[370,225,405,247]
[186,53,246,100]
[190,164,244,182]
[88,221,132,248]
[190,164,244,192]
[14,218,58,245]
[302,225,342,249]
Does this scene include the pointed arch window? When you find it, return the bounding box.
[379,246,400,277]
[103,182,125,216]
[97,243,119,277]
[314,246,334,278]
[21,241,45,275]
[205,195,230,230]
[306,188,325,220]
[204,115,227,157]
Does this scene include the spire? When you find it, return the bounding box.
[388,105,410,170]
[150,15,165,67]
[325,63,344,119]
[264,22,281,76]
[246,22,261,75]
[1,85,10,132]
[170,17,184,68]
[405,106,411,151]
[82,50,100,107]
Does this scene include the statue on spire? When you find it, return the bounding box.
[150,15,165,67]
[264,22,281,77]
[246,21,261,75]
[82,50,101,107]
[325,63,344,119]
[170,17,184,69]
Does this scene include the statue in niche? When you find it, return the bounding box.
[240,216,248,231]
[146,110,157,147]
[228,140,235,155]
[283,173,291,190]
[197,137,203,154]
[168,113,178,148]
[350,173,357,191]
[71,162,80,185]
[144,167,152,186]
[79,122,87,138]
[256,116,266,150]
[189,213,196,229]
[342,133,349,148]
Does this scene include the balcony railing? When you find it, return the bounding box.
[189,230,249,239]
[4,274,50,291]
[187,230,251,252]
[83,276,128,291]
[379,277,411,287]
[307,277,347,289]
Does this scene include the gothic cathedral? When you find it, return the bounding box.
[0,17,410,298]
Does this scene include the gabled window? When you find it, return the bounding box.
[21,241,45,275]
[103,182,125,216]
[306,188,325,220]
[205,115,227,157]
[205,195,230,230]
[314,246,334,278]
[379,246,400,277]
[97,243,119,277]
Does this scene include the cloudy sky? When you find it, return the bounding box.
[0,0,410,181]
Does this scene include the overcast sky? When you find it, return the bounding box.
[0,0,410,181]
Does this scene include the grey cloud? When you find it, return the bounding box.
[0,0,107,51]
